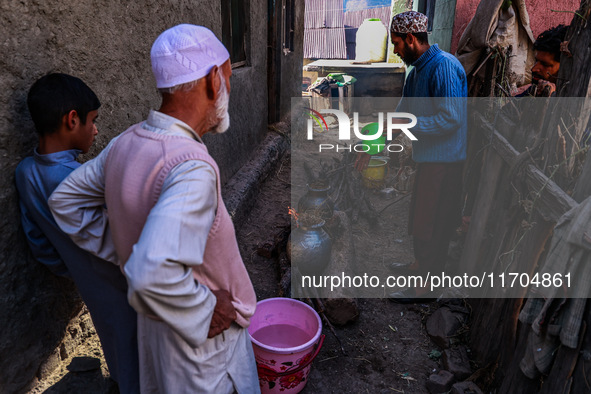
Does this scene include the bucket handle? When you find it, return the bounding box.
[257,334,325,378]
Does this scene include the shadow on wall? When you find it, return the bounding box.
[0,75,86,392]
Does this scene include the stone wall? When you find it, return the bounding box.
[0,1,267,391]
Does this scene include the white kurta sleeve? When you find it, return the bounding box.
[48,140,119,265]
[124,160,218,348]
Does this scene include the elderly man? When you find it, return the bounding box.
[386,11,467,302]
[49,25,259,393]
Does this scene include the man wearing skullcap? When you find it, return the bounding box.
[388,11,467,302]
[49,24,259,393]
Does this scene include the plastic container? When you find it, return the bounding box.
[359,122,385,155]
[249,298,325,393]
[362,157,388,189]
[356,18,388,63]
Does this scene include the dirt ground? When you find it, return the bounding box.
[33,147,468,393]
[30,335,116,393]
[279,135,456,393]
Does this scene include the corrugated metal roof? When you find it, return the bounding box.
[304,28,323,58]
[344,6,391,29]
[324,27,347,58]
[305,0,344,29]
[304,0,347,59]
[324,0,345,28]
[304,0,324,29]
[304,27,347,59]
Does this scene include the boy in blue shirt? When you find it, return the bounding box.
[15,73,139,393]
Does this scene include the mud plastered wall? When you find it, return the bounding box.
[0,1,266,391]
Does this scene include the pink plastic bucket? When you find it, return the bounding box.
[248,298,324,393]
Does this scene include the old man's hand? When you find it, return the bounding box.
[208,289,237,338]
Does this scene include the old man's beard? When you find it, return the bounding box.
[211,73,230,134]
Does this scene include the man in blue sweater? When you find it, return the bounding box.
[388,11,467,302]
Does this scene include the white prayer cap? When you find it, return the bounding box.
[151,24,230,89]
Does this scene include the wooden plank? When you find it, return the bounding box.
[539,320,586,394]
[531,0,591,191]
[458,148,505,275]
[477,115,577,221]
[469,211,553,372]
[573,145,591,201]
[478,115,520,164]
[554,1,591,98]
[570,304,591,393]
[524,165,578,221]
[498,320,542,393]
[469,298,521,367]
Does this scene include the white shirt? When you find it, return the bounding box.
[50,110,218,347]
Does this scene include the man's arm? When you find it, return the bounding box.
[410,62,467,138]
[123,160,226,347]
[48,140,119,265]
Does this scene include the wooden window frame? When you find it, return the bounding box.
[282,0,295,54]
[221,0,248,68]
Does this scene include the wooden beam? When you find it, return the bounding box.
[477,114,577,221]
[458,146,505,275]
[555,0,591,98]
[524,166,577,222]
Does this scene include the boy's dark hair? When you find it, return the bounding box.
[27,73,100,136]
[391,32,429,45]
[533,24,568,62]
